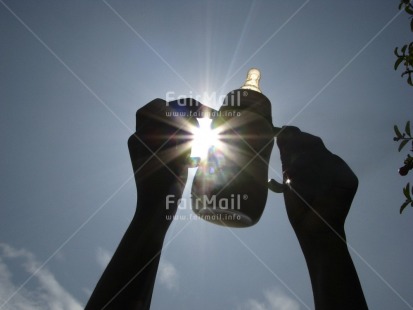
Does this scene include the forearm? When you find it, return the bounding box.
[85,200,173,310]
[296,229,368,310]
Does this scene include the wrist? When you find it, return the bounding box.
[129,198,176,244]
[294,228,368,309]
[294,226,348,262]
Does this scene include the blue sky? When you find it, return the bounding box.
[1,0,413,309]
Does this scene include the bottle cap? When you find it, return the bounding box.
[240,68,262,93]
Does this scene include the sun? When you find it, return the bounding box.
[190,118,219,160]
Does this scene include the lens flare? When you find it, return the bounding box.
[190,118,219,159]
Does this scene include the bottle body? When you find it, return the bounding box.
[191,89,274,227]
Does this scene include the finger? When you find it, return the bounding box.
[281,150,332,206]
[167,98,215,119]
[330,154,359,192]
[136,98,216,144]
[276,126,328,172]
[135,98,168,131]
[134,98,219,161]
[134,99,190,145]
[275,127,333,205]
[281,150,358,214]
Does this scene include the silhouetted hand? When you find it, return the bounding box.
[128,98,206,215]
[276,126,367,310]
[276,126,358,237]
[86,98,208,310]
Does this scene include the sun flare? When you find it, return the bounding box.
[190,118,219,160]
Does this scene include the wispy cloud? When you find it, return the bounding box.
[239,287,301,310]
[158,259,179,291]
[0,243,83,310]
[96,247,113,270]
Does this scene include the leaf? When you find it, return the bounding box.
[408,75,413,86]
[400,201,410,214]
[405,183,412,200]
[406,6,413,15]
[402,44,408,54]
[399,139,409,151]
[403,183,409,198]
[395,57,404,70]
[394,125,403,138]
[406,121,411,136]
[395,47,401,57]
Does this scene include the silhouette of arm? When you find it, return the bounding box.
[85,99,197,310]
[276,126,368,310]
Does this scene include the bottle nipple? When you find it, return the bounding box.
[240,68,262,93]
